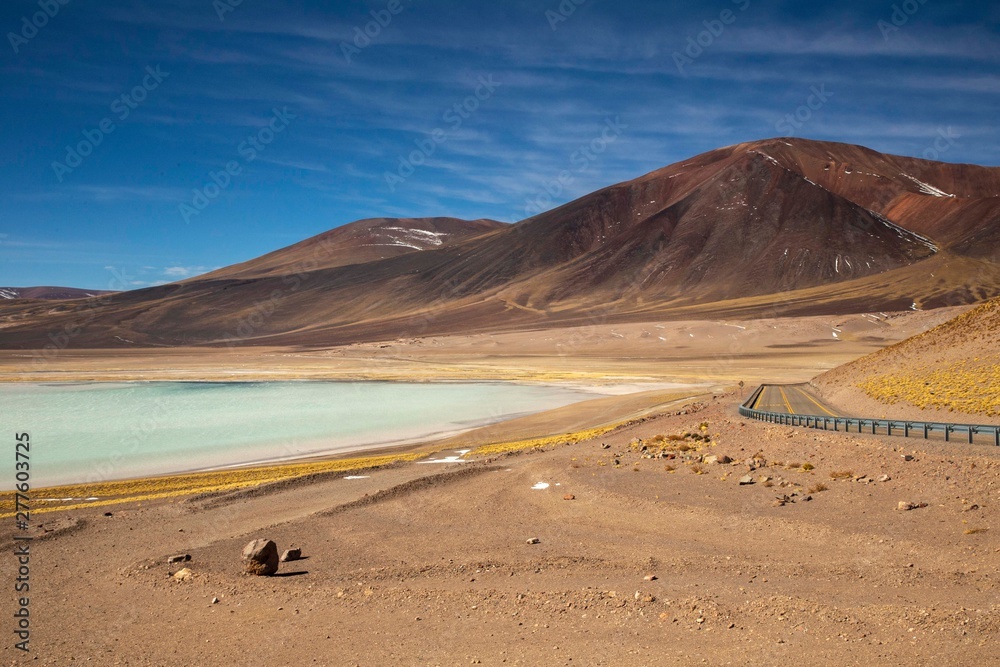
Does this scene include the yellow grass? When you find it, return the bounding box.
[0,452,425,518]
[471,423,623,457]
[859,360,1000,417]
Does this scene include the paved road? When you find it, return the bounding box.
[751,384,839,417]
[746,384,1000,446]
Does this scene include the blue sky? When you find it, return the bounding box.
[1,0,997,290]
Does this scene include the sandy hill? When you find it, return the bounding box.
[0,138,998,348]
[814,297,1000,423]
[0,286,115,301]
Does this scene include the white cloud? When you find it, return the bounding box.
[162,266,211,278]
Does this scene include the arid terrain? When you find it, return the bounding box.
[1,302,998,665]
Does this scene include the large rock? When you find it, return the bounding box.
[242,539,279,576]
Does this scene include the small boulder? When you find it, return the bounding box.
[563,494,576,501]
[526,537,540,545]
[242,539,279,576]
[280,548,302,563]
[897,501,926,511]
[739,475,755,485]
[167,554,191,564]
[643,574,658,581]
[173,568,193,582]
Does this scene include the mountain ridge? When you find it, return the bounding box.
[1,137,998,349]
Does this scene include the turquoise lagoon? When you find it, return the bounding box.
[0,381,596,488]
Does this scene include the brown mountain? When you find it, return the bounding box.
[197,217,506,280]
[1,138,998,348]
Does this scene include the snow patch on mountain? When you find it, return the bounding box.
[902,174,954,198]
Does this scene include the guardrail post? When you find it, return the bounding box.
[968,427,974,444]
[904,423,910,437]
[923,424,929,439]
[995,428,999,447]
[887,422,892,436]
[945,426,950,442]
[872,421,877,435]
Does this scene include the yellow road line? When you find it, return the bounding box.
[793,386,838,417]
[778,386,795,414]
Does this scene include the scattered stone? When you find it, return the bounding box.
[962,504,980,512]
[802,495,813,502]
[739,475,755,486]
[897,501,927,511]
[643,574,658,581]
[212,597,219,604]
[242,539,280,576]
[601,444,611,449]
[563,494,576,501]
[103,512,113,517]
[773,495,795,507]
[172,568,193,582]
[526,537,540,545]
[878,474,891,483]
[280,548,302,563]
[167,554,191,564]
[903,455,915,462]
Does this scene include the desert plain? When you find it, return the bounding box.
[1,306,996,666]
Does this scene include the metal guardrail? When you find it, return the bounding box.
[739,385,1000,447]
